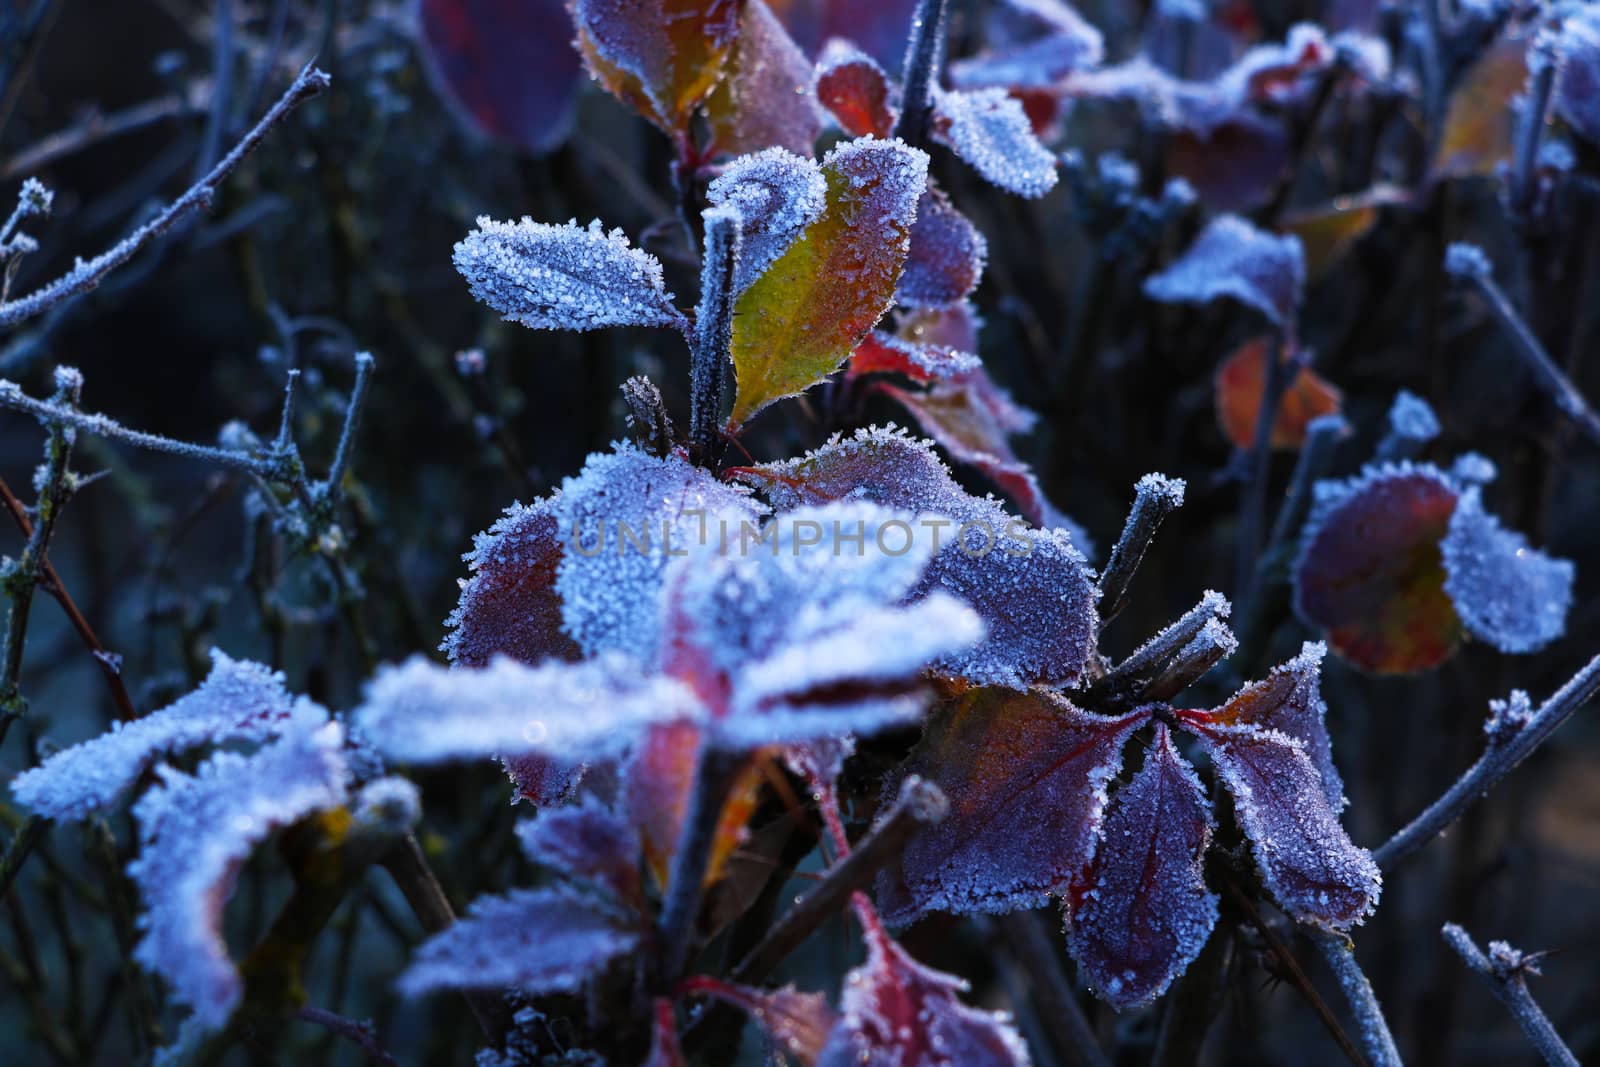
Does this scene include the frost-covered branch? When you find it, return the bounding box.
[1440,924,1578,1067]
[296,1006,398,1067]
[729,775,948,987]
[1509,40,1557,223]
[324,351,376,499]
[1098,473,1186,626]
[690,208,739,467]
[1312,929,1404,1067]
[1375,652,1600,868]
[892,0,949,150]
[1089,591,1233,708]
[0,64,329,329]
[996,910,1112,1067]
[1445,243,1600,445]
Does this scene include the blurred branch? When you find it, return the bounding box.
[0,64,329,329]
[1375,652,1600,869]
[295,1006,397,1067]
[1440,924,1577,1067]
[0,95,201,182]
[995,910,1111,1067]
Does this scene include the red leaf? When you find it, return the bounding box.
[705,0,824,157]
[817,901,1030,1065]
[736,427,1098,687]
[876,687,1150,923]
[815,39,897,137]
[1293,465,1464,674]
[1180,720,1380,928]
[1068,725,1219,1010]
[1213,337,1343,451]
[684,977,836,1065]
[444,498,579,668]
[418,0,582,154]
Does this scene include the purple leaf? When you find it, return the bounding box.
[738,426,1098,688]
[877,689,1150,923]
[1206,641,1345,811]
[705,147,828,296]
[453,217,687,332]
[417,0,581,155]
[443,496,579,668]
[128,723,349,1031]
[1143,214,1304,329]
[706,0,825,157]
[1068,725,1219,1010]
[896,186,989,309]
[397,886,639,997]
[1553,7,1600,146]
[516,798,642,907]
[817,906,1031,1065]
[931,87,1060,198]
[552,442,764,660]
[1180,720,1380,929]
[1440,488,1574,654]
[11,650,324,821]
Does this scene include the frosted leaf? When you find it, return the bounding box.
[738,426,1098,687]
[1144,215,1304,328]
[128,722,349,1031]
[688,980,836,1064]
[453,217,686,332]
[817,908,1031,1066]
[1554,6,1600,146]
[705,0,824,157]
[12,650,324,821]
[877,689,1151,923]
[443,496,580,668]
[1293,463,1464,674]
[1440,488,1574,654]
[663,502,985,747]
[896,186,988,309]
[516,797,641,906]
[1205,642,1345,811]
[931,87,1059,198]
[501,752,583,807]
[850,329,984,382]
[815,39,896,138]
[1068,726,1219,1011]
[397,886,639,997]
[552,442,763,660]
[1182,722,1380,928]
[355,653,702,767]
[949,0,1104,90]
[706,148,828,295]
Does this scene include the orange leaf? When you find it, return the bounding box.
[571,0,746,144]
[729,138,928,426]
[1433,30,1529,180]
[626,721,764,889]
[1280,185,1407,279]
[1214,337,1343,450]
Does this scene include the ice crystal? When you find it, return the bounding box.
[552,442,763,660]
[12,650,324,821]
[931,87,1060,198]
[1069,726,1219,1011]
[128,722,349,1031]
[397,886,639,997]
[950,0,1104,90]
[453,217,685,331]
[1144,214,1304,328]
[1440,488,1574,654]
[740,426,1098,688]
[706,147,828,295]
[1485,689,1534,746]
[1442,241,1492,280]
[896,186,989,309]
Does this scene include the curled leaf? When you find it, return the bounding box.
[877,687,1150,923]
[397,886,640,996]
[730,137,929,426]
[1206,641,1343,810]
[687,978,836,1064]
[12,650,323,821]
[454,217,686,332]
[706,147,828,296]
[815,39,896,138]
[1068,725,1219,1010]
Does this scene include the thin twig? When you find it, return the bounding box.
[1440,924,1578,1067]
[1375,652,1600,869]
[0,95,199,181]
[0,815,48,906]
[0,64,329,329]
[1310,928,1404,1067]
[1509,43,1556,225]
[1098,474,1186,627]
[1445,244,1600,445]
[295,1006,398,1066]
[729,776,948,987]
[324,351,375,498]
